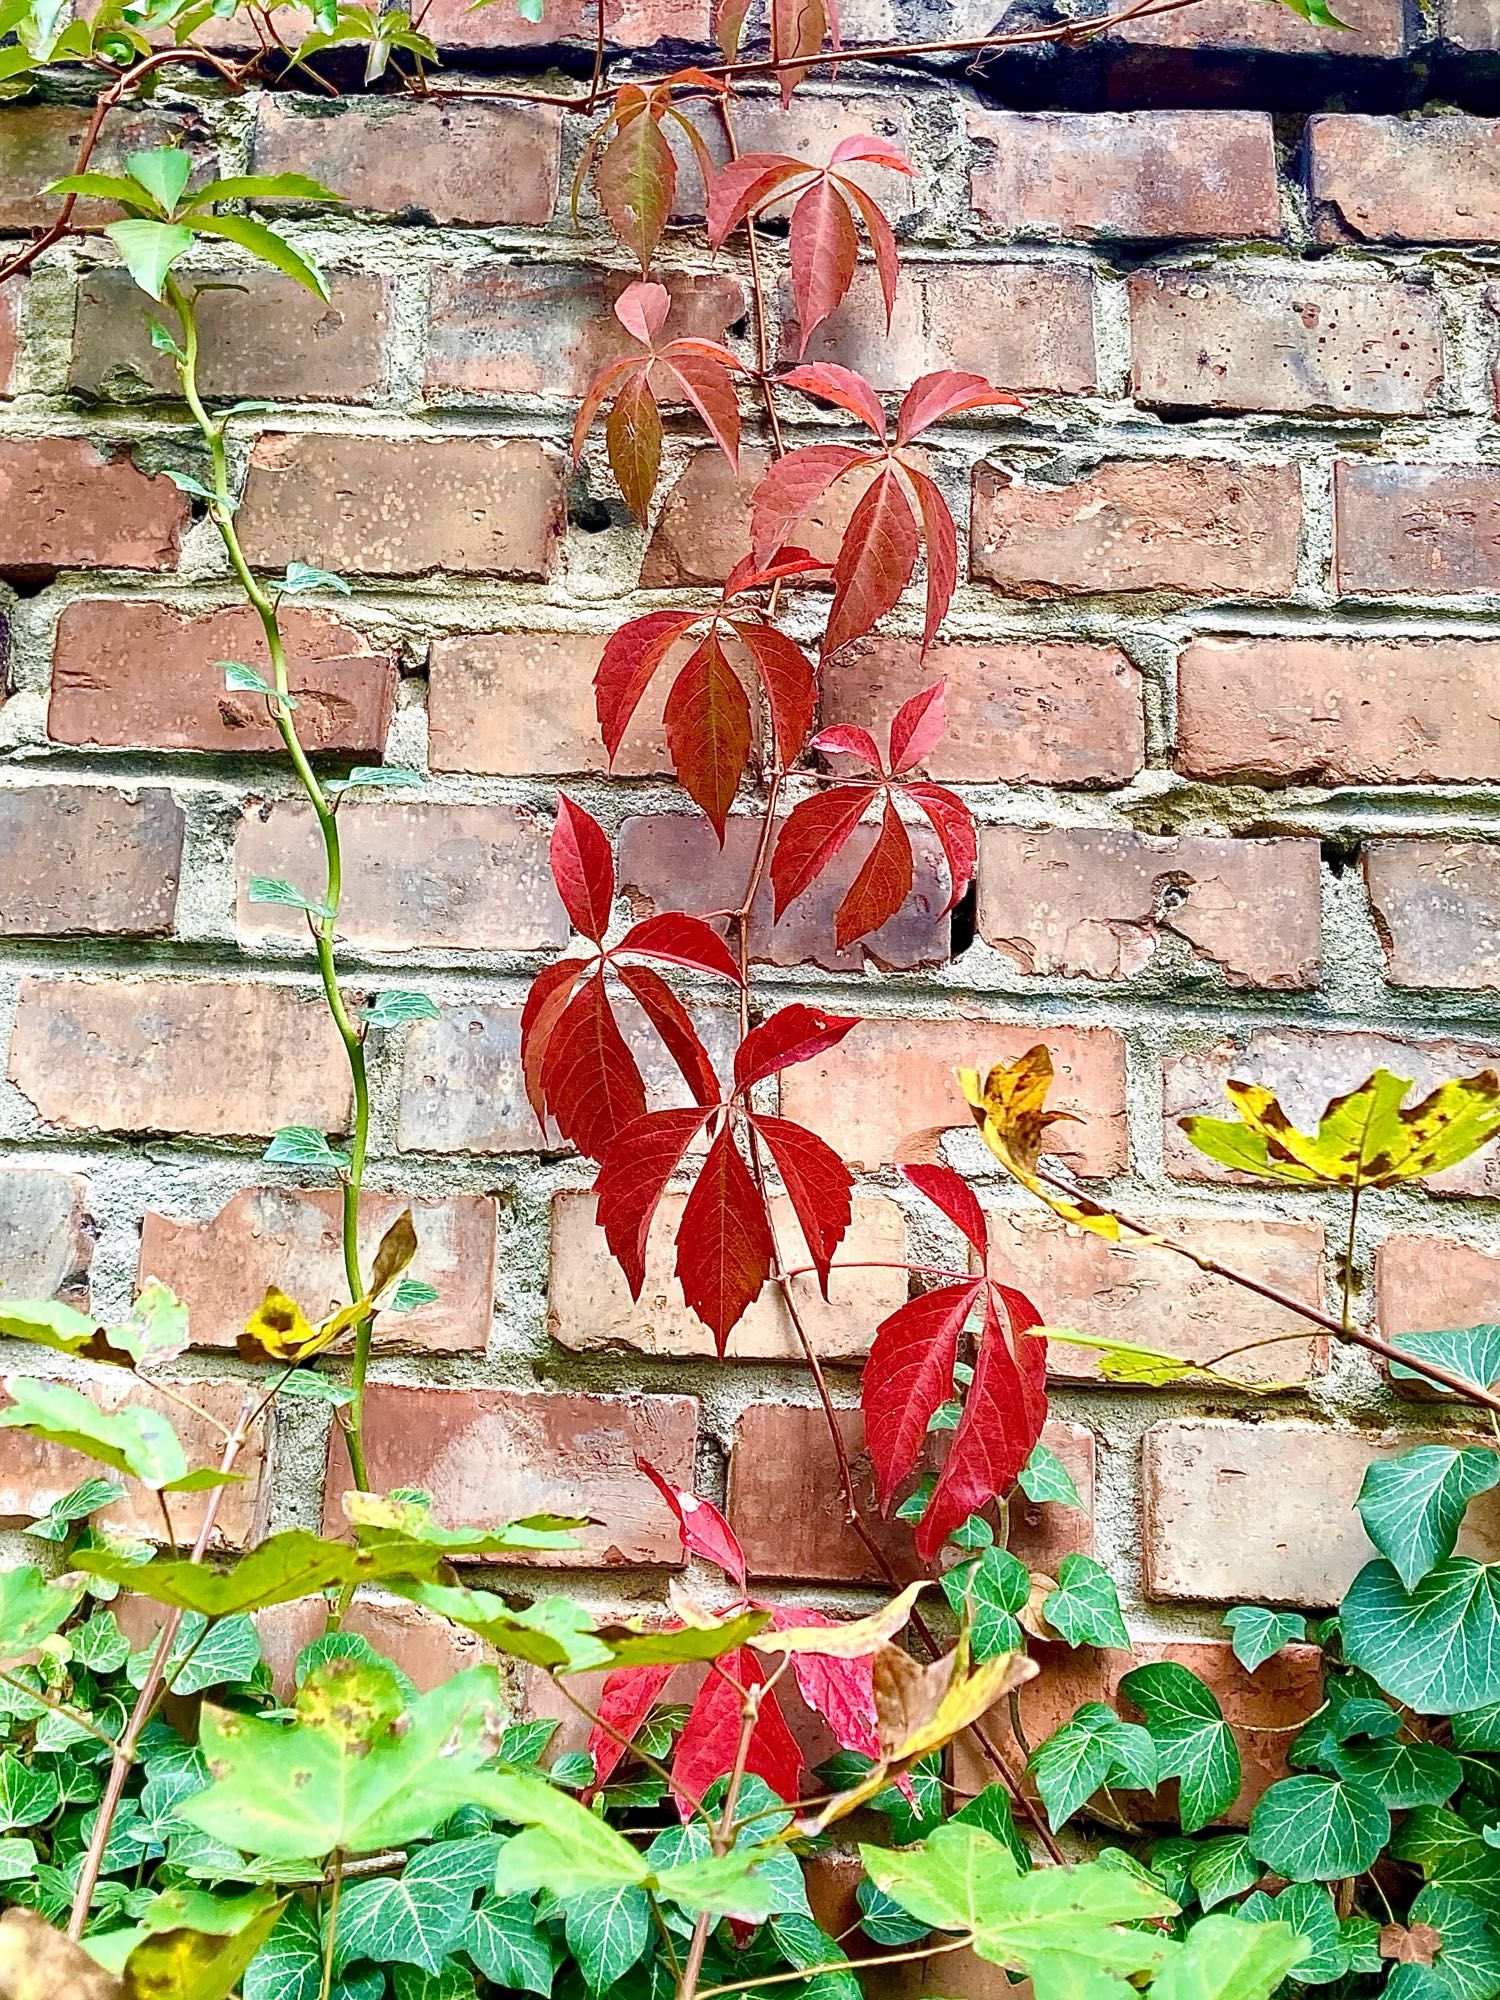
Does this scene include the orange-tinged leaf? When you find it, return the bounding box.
[960,1048,1119,1240]
[595,1105,709,1294]
[606,368,664,520]
[597,106,677,270]
[788,176,859,355]
[595,610,701,760]
[734,1003,860,1090]
[706,152,807,247]
[888,680,946,774]
[750,442,871,566]
[637,1455,747,1586]
[771,0,828,102]
[730,618,817,764]
[903,462,958,653]
[672,1651,803,1816]
[663,629,754,839]
[676,1121,774,1348]
[836,172,902,329]
[896,368,1023,445]
[616,912,744,983]
[834,792,912,948]
[657,345,741,469]
[900,1161,987,1255]
[542,972,648,1161]
[572,352,637,463]
[780,361,886,437]
[587,1662,677,1793]
[615,278,671,343]
[715,0,753,59]
[822,463,919,659]
[770,784,871,916]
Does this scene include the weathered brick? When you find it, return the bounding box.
[971,460,1300,598]
[669,96,920,225]
[0,104,197,230]
[139,1189,496,1354]
[0,785,183,938]
[235,800,565,952]
[987,1211,1326,1388]
[617,811,950,973]
[252,96,561,226]
[1336,462,1500,596]
[977,828,1321,989]
[0,1170,93,1306]
[781,260,1096,395]
[548,1190,906,1362]
[0,1376,267,1548]
[1308,113,1500,244]
[1143,1418,1500,1606]
[639,447,870,588]
[1163,1027,1500,1198]
[323,1384,698,1566]
[425,265,744,398]
[1176,636,1500,786]
[1441,0,1500,48]
[254,1593,499,1698]
[1377,1234,1500,1345]
[1130,269,1442,417]
[70,269,392,405]
[1365,840,1500,990]
[8,977,353,1139]
[967,110,1279,243]
[0,440,187,577]
[780,1018,1127,1174]
[48,600,396,758]
[416,0,706,51]
[1105,0,1403,56]
[238,434,565,578]
[428,631,671,778]
[726,1405,1093,1583]
[0,286,16,397]
[820,638,1144,787]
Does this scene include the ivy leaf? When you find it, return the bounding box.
[263,1126,349,1172]
[279,562,351,595]
[391,1968,474,2000]
[1187,1834,1262,1911]
[951,1783,1030,1874]
[332,1868,473,1975]
[0,1377,187,1487]
[1392,1808,1500,1917]
[104,217,195,299]
[1119,1662,1241,1835]
[0,1753,62,1829]
[1248,1773,1391,1882]
[563,1884,652,1990]
[364,991,441,1028]
[1330,1738,1463,1808]
[1042,1555,1130,1650]
[484,1774,651,1900]
[941,1545,1029,1661]
[247,875,334,920]
[1389,1887,1500,2000]
[1239,1884,1346,1984]
[1223,1606,1308,1672]
[1342,1557,1500,1714]
[25,1475,124,1542]
[462,1896,553,1995]
[1019,1442,1082,1507]
[1029,1703,1158,1831]
[1390,1327,1500,1399]
[1149,1912,1303,2000]
[1358,1447,1500,1591]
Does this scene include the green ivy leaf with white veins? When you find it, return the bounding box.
[1358,1447,1500,1591]
[332,1868,473,1975]
[1187,1835,1261,1911]
[1388,1886,1500,2000]
[462,1896,553,1996]
[1029,1704,1157,1831]
[1330,1737,1463,1809]
[1239,1884,1346,1985]
[1018,1442,1081,1507]
[1223,1606,1308,1673]
[1119,1663,1241,1835]
[1342,1556,1500,1714]
[1249,1773,1390,1882]
[563,1884,651,1992]
[1042,1555,1130,1650]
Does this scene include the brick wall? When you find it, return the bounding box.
[3,0,1500,1717]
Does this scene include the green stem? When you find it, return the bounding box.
[167,278,372,1489]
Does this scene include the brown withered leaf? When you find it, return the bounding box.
[0,1908,121,2000]
[1018,1573,1060,1643]
[1379,1924,1443,1965]
[370,1208,418,1301]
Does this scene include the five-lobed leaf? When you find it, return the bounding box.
[1357,1445,1500,1590]
[1120,1662,1242,1835]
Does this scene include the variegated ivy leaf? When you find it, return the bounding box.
[1358,1446,1500,1591]
[1223,1605,1308,1672]
[1342,1556,1500,1714]
[1248,1773,1390,1883]
[1239,1883,1345,1985]
[1119,1662,1241,1835]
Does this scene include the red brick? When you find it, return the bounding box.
[1143,1418,1500,1607]
[1176,636,1500,786]
[0,286,16,397]
[779,1017,1126,1175]
[1376,1234,1500,1353]
[139,1189,496,1355]
[966,110,1279,242]
[425,265,744,398]
[971,459,1300,598]
[70,268,392,404]
[617,811,950,973]
[639,447,874,589]
[1441,0,1500,47]
[417,0,706,51]
[978,828,1320,989]
[986,1210,1327,1389]
[0,104,198,230]
[1308,113,1500,244]
[548,1189,906,1362]
[726,1405,1093,1584]
[252,96,560,226]
[820,638,1144,787]
[254,1593,498,1698]
[0,785,183,937]
[0,1375,268,1549]
[668,96,920,226]
[235,799,565,952]
[8,977,353,1140]
[1108,0,1402,55]
[48,600,395,759]
[781,260,1096,395]
[0,1170,93,1307]
[1130,269,1442,417]
[1336,462,1500,596]
[323,1384,698,1567]
[427,631,670,778]
[1163,1027,1500,1198]
[0,440,187,577]
[238,434,565,578]
[1365,840,1500,990]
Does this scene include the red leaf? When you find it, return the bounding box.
[770,784,872,917]
[765,1605,879,1756]
[822,463,919,660]
[836,174,901,331]
[663,629,754,840]
[594,1106,708,1294]
[904,463,958,654]
[788,178,859,357]
[900,1162,988,1256]
[551,795,615,942]
[715,0,753,60]
[542,973,648,1160]
[636,1455,748,1588]
[672,1651,804,1817]
[730,619,817,766]
[751,443,872,567]
[616,912,744,983]
[657,346,741,470]
[771,0,828,103]
[862,1279,983,1511]
[722,547,829,598]
[520,955,590,1128]
[810,722,883,769]
[676,1121,775,1350]
[606,368,664,521]
[916,1289,1048,1563]
[597,106,677,270]
[587,1661,678,1792]
[616,279,672,344]
[751,1113,852,1296]
[896,368,1023,446]
[706,152,806,247]
[906,781,976,915]
[834,792,912,949]
[572,353,637,463]
[614,959,722,1108]
[828,134,916,173]
[779,361,887,439]
[595,610,701,761]
[888,681,947,774]
[734,1002,860,1092]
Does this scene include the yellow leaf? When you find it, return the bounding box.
[752,1581,927,1659]
[241,1287,318,1361]
[959,1051,1119,1240]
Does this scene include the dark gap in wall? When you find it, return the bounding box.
[949,876,979,956]
[1320,833,1363,876]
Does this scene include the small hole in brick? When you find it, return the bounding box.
[1320,835,1360,878]
[567,484,614,534]
[949,878,978,957]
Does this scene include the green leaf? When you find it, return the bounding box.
[1119,1663,1241,1834]
[1187,1836,1261,1912]
[339,765,424,788]
[365,990,442,1028]
[1029,1704,1158,1831]
[188,172,341,205]
[161,467,220,502]
[1456,1705,1500,1752]
[1393,1808,1500,1917]
[1342,1556,1500,1714]
[77,1526,479,1617]
[564,1885,651,1991]
[125,145,195,214]
[858,1878,933,1944]
[276,1372,355,1408]
[1019,1442,1082,1507]
[70,1607,129,1674]
[1150,1914,1302,2000]
[1043,1555,1130,1650]
[0,1752,61,1829]
[483,1772,650,1899]
[0,1296,102,1357]
[1391,1328,1500,1399]
[392,1967,474,2000]
[859,1822,1021,1932]
[1390,1887,1500,2000]
[158,1612,262,1695]
[1223,1606,1308,1673]
[0,1836,36,1883]
[45,171,144,204]
[279,561,351,595]
[264,1126,349,1171]
[1238,1886,1345,1984]
[952,1782,1031,1874]
[244,1899,322,2000]
[25,1475,125,1542]
[1272,0,1351,27]
[222,659,274,696]
[247,875,334,920]
[188,212,329,299]
[391,1279,440,1313]
[333,1869,472,1974]
[1248,1773,1390,1882]
[462,1895,553,1995]
[1342,1914,1383,1975]
[105,216,194,299]
[1330,1737,1463,1808]
[0,1377,186,1486]
[654,1850,777,1920]
[941,1545,1029,1660]
[1358,1447,1500,1591]
[346,1492,582,1560]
